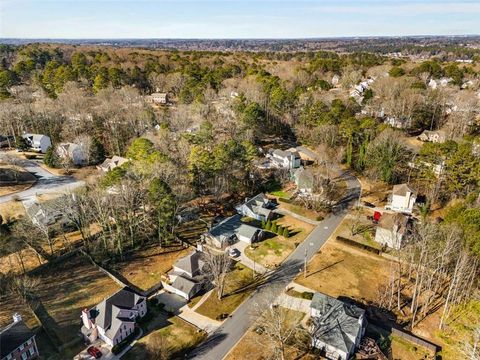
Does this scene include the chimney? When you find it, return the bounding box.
[12,313,22,323]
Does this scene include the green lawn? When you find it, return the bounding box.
[245,215,314,267]
[123,316,206,360]
[195,263,254,320]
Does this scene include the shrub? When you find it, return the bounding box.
[264,220,272,231]
[283,228,290,238]
[276,225,283,235]
[24,154,37,159]
[261,220,266,229]
[301,291,314,300]
[270,222,277,233]
[43,146,59,168]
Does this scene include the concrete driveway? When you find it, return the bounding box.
[74,341,116,360]
[233,242,267,274]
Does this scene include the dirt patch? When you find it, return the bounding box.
[295,240,393,305]
[112,245,192,291]
[358,176,390,207]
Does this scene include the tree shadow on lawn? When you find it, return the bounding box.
[186,331,228,359]
[306,259,344,278]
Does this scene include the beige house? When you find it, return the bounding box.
[418,130,447,143]
[374,213,409,249]
[147,92,168,105]
[98,156,129,173]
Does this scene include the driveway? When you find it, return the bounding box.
[0,158,85,204]
[188,169,361,360]
[233,242,268,274]
[74,341,116,360]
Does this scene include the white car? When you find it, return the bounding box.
[228,248,240,257]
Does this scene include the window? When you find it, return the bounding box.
[27,339,32,346]
[19,344,25,351]
[21,353,28,360]
[6,354,12,360]
[124,325,126,330]
[29,347,35,356]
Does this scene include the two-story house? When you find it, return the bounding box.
[0,313,39,360]
[269,149,301,169]
[386,184,417,214]
[236,193,275,222]
[310,293,365,360]
[81,287,146,347]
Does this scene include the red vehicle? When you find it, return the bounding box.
[87,346,102,359]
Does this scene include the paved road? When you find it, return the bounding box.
[0,159,85,204]
[188,170,361,360]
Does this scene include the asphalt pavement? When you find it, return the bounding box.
[0,158,85,204]
[188,169,361,360]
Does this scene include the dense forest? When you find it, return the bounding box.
[0,42,479,358]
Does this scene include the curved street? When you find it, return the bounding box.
[188,169,361,360]
[0,158,85,204]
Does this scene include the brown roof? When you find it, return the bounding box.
[392,184,415,197]
[378,213,408,232]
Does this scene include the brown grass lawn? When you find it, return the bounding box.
[0,199,26,220]
[112,245,192,291]
[0,293,38,328]
[335,212,382,250]
[226,308,312,360]
[245,215,314,268]
[33,254,120,344]
[358,176,391,207]
[391,335,434,360]
[195,263,254,320]
[123,316,206,360]
[278,202,323,221]
[0,164,36,196]
[295,240,393,304]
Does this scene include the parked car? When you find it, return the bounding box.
[228,248,240,257]
[87,346,102,359]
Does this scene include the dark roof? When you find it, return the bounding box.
[0,320,35,358]
[93,287,144,330]
[310,293,365,354]
[208,215,260,242]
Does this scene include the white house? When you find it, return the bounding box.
[292,167,314,194]
[162,251,206,300]
[374,213,409,249]
[21,134,51,153]
[236,193,275,222]
[386,184,416,214]
[81,287,146,347]
[418,130,447,143]
[57,143,88,166]
[269,149,301,169]
[310,293,365,360]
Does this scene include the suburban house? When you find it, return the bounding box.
[292,167,315,194]
[418,130,447,143]
[374,213,409,249]
[386,184,417,214]
[56,143,88,166]
[25,201,70,227]
[202,215,264,249]
[384,116,409,129]
[81,287,146,347]
[236,193,275,221]
[310,293,366,360]
[147,92,168,105]
[162,251,207,300]
[0,313,39,360]
[97,156,129,173]
[21,134,51,153]
[269,149,301,169]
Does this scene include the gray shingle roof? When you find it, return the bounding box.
[173,251,202,275]
[208,215,260,243]
[310,293,365,354]
[92,287,143,331]
[171,276,198,295]
[0,320,35,358]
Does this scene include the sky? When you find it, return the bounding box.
[1,0,479,39]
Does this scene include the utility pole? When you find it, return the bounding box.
[304,247,307,278]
